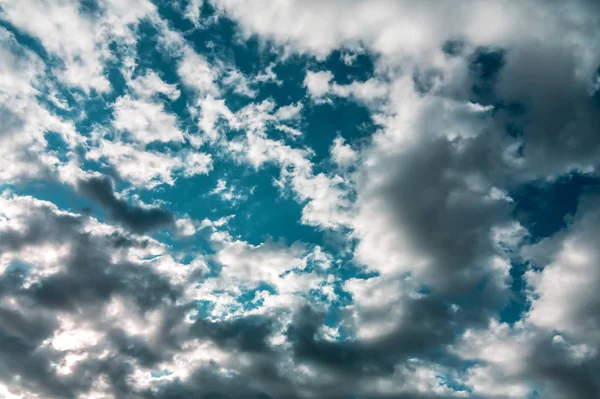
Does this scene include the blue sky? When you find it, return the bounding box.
[1,1,600,398]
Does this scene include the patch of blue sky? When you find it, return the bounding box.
[499,261,530,325]
[224,172,325,246]
[5,260,32,274]
[44,132,72,163]
[160,1,277,74]
[150,369,173,378]
[149,155,327,249]
[435,374,471,396]
[511,173,600,241]
[190,299,215,320]
[302,97,376,166]
[235,282,277,311]
[320,49,376,85]
[112,2,379,264]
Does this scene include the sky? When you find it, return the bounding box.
[0,0,600,398]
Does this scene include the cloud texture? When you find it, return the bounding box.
[1,0,600,398]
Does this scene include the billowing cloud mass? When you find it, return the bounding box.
[1,0,600,398]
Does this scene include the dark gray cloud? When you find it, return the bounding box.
[189,315,275,353]
[0,204,82,253]
[495,43,600,173]
[0,199,184,398]
[357,132,515,293]
[526,336,600,399]
[77,176,175,234]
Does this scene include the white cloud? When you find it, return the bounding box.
[304,70,333,100]
[524,195,600,345]
[178,47,219,96]
[222,69,257,97]
[182,151,213,177]
[0,0,155,92]
[86,137,212,188]
[86,139,178,187]
[209,179,247,204]
[214,237,306,288]
[288,171,353,229]
[344,276,412,340]
[190,232,336,324]
[175,217,198,237]
[184,0,204,26]
[196,95,236,143]
[330,136,357,167]
[274,102,303,120]
[111,72,186,144]
[129,71,180,100]
[304,70,387,104]
[212,0,600,70]
[275,124,303,138]
[0,28,82,183]
[193,98,354,229]
[113,95,184,144]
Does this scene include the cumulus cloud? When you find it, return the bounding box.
[525,193,600,344]
[1,0,155,92]
[305,70,387,104]
[330,136,357,167]
[0,27,81,183]
[178,47,219,96]
[112,94,184,144]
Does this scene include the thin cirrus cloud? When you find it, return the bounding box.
[0,0,600,398]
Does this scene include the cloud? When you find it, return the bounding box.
[214,0,600,175]
[304,70,387,104]
[77,175,174,234]
[0,0,155,92]
[86,137,212,188]
[351,76,515,294]
[209,179,248,204]
[330,136,357,167]
[178,47,219,96]
[211,0,600,64]
[493,42,600,174]
[0,193,195,398]
[443,193,600,399]
[525,192,600,344]
[304,70,333,100]
[2,0,600,398]
[112,95,184,144]
[0,27,81,183]
[128,70,181,100]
